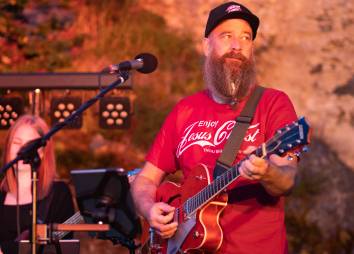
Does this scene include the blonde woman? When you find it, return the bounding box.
[0,115,75,254]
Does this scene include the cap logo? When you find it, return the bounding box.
[226,5,242,13]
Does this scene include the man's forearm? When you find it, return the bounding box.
[131,175,158,219]
[261,164,297,196]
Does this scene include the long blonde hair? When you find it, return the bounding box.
[0,114,56,198]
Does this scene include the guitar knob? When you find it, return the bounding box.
[193,230,203,239]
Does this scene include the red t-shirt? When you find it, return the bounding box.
[146,88,297,254]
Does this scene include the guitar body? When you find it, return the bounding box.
[148,164,227,254]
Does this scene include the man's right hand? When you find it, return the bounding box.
[147,202,178,239]
[131,162,178,238]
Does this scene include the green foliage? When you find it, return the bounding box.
[83,0,203,94]
[55,147,119,178]
[0,0,84,71]
[132,85,175,149]
[80,0,203,147]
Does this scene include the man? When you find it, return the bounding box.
[132,2,298,253]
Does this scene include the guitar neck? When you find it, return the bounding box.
[181,160,242,217]
[52,211,84,239]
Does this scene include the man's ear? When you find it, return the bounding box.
[203,38,210,57]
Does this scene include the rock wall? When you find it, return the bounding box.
[139,0,354,251]
[139,0,354,169]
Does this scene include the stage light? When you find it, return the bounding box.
[0,97,24,129]
[99,97,131,129]
[50,97,82,129]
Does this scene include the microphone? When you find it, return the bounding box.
[102,53,158,74]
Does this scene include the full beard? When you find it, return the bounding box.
[204,50,257,103]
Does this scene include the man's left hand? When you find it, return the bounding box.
[239,146,269,180]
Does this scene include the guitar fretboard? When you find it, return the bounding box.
[52,211,83,239]
[183,162,241,216]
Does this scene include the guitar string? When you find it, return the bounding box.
[54,216,83,238]
[53,212,84,239]
[54,214,83,239]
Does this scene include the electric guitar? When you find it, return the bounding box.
[143,117,310,254]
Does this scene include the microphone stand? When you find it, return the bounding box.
[0,71,130,254]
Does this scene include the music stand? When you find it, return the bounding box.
[70,168,141,254]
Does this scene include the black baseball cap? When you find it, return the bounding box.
[205,2,260,40]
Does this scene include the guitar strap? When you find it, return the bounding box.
[0,191,5,204]
[213,85,265,179]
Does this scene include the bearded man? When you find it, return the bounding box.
[132,2,299,254]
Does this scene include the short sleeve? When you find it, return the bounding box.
[264,90,298,139]
[145,105,180,173]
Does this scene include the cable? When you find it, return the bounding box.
[14,163,21,240]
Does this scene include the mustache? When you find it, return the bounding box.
[221,52,248,62]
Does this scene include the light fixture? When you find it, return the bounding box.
[50,97,82,129]
[99,97,131,129]
[0,97,24,129]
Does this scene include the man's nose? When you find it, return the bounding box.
[230,38,241,51]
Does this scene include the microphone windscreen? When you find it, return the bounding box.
[135,53,158,74]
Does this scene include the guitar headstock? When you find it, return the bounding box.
[256,117,311,157]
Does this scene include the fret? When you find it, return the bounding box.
[217,177,220,191]
[175,207,179,223]
[189,197,193,213]
[227,170,232,183]
[207,184,213,198]
[184,200,189,214]
[195,194,198,210]
[197,192,201,209]
[191,196,195,208]
[203,189,207,202]
[202,188,207,204]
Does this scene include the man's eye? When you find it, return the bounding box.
[221,34,232,39]
[241,34,251,40]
